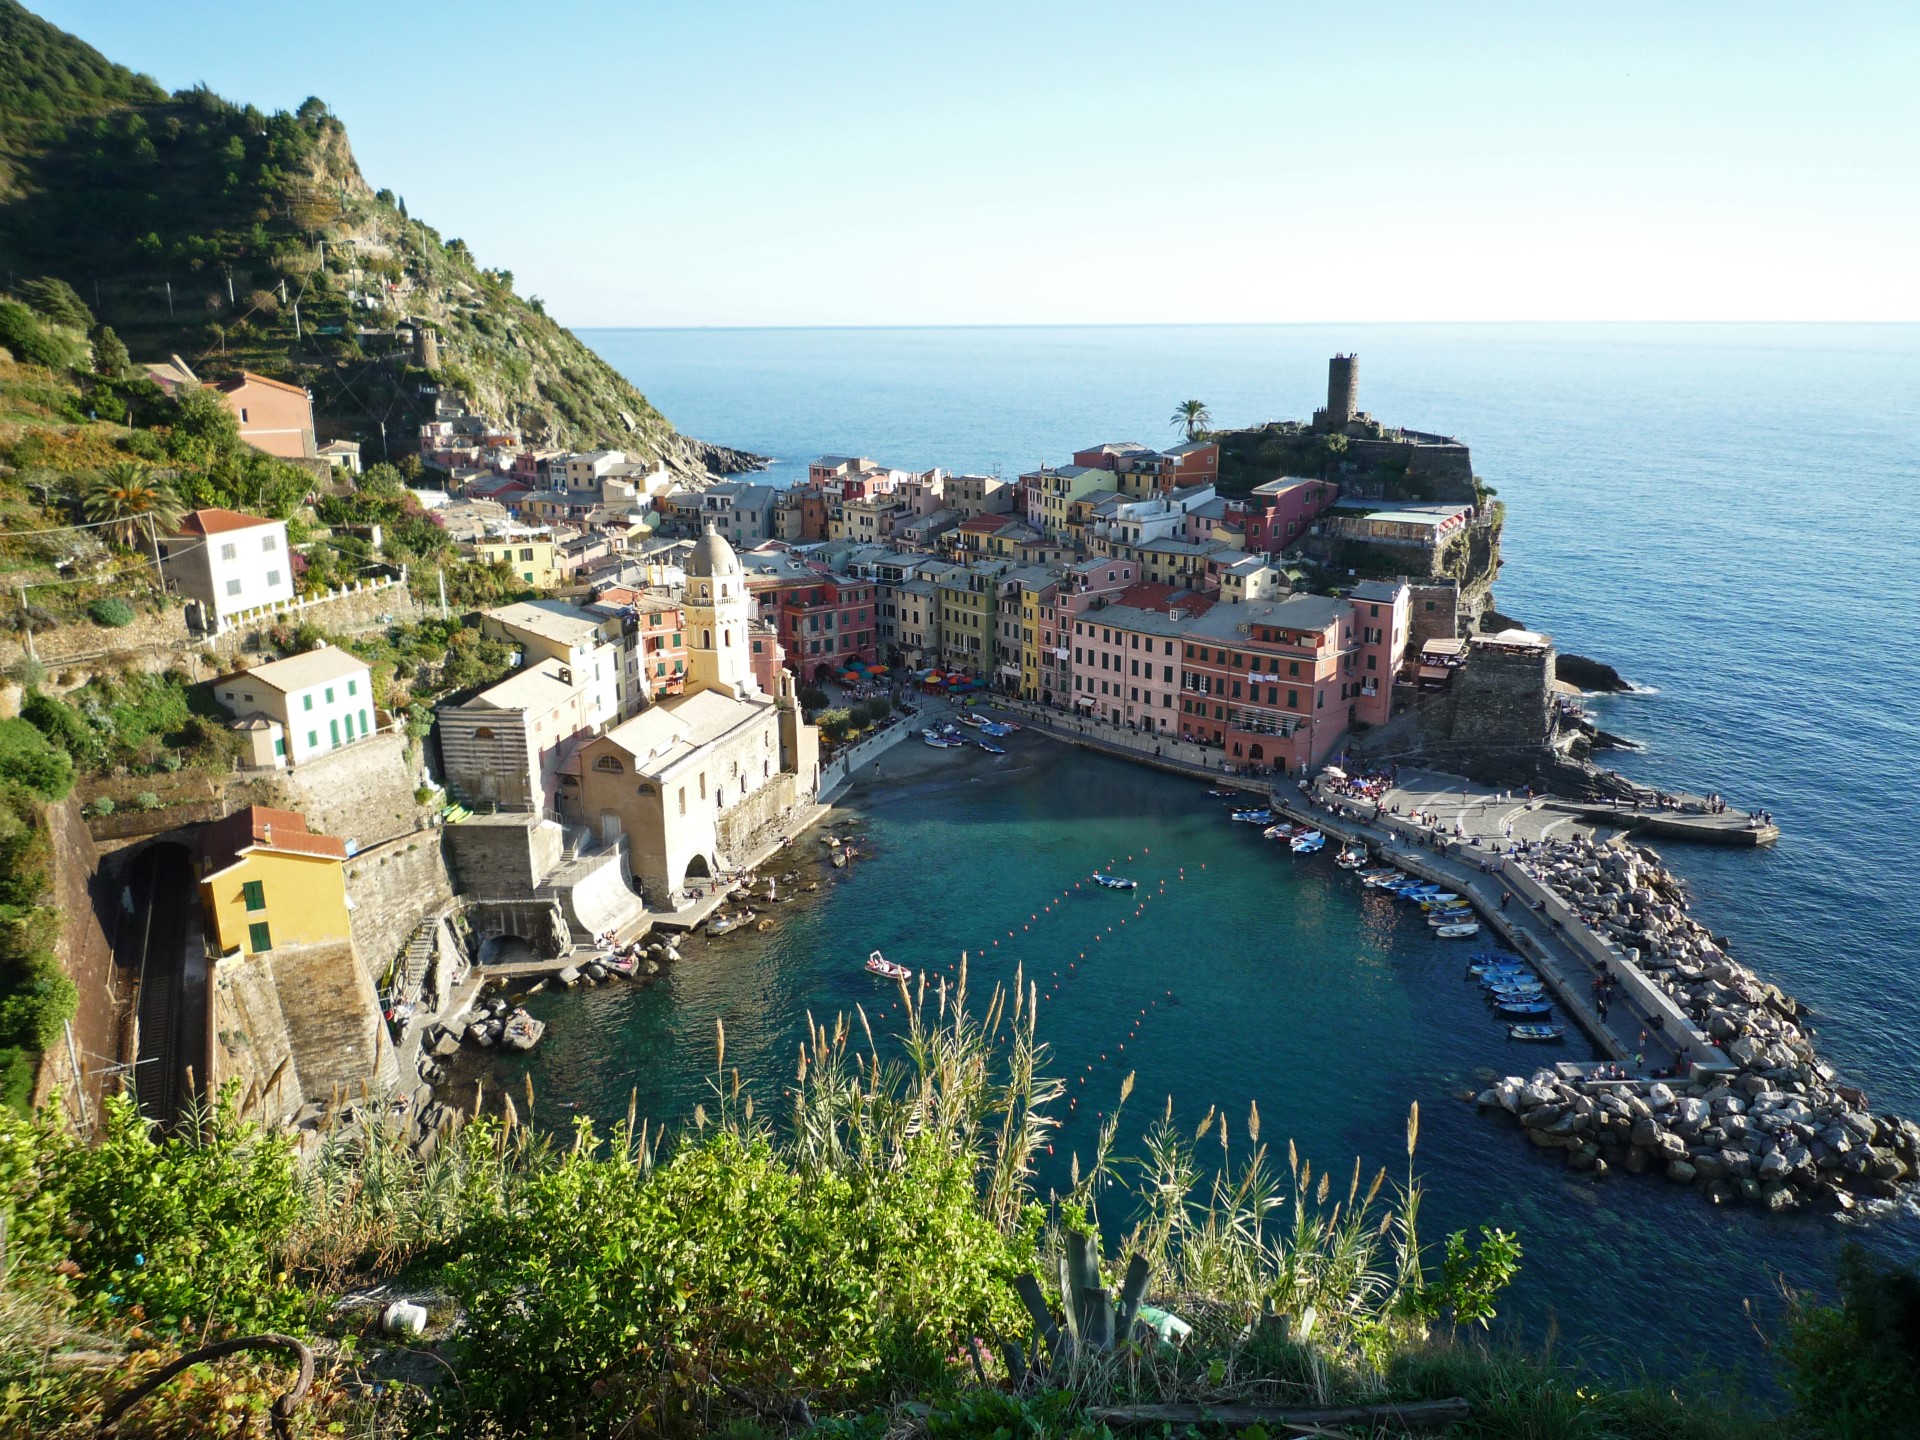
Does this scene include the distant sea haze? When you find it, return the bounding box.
[569,321,1920,1354]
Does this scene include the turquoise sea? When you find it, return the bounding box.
[492,325,1920,1378]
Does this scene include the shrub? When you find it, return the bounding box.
[798,684,829,712]
[19,689,96,767]
[5,656,47,691]
[84,796,114,817]
[87,597,136,628]
[0,300,81,371]
[0,719,73,801]
[134,791,160,811]
[1779,1245,1920,1437]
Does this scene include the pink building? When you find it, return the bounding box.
[1069,583,1213,733]
[1246,478,1340,554]
[1348,579,1410,727]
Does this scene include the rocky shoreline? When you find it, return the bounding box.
[1479,835,1919,1214]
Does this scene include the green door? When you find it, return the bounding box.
[329,718,340,748]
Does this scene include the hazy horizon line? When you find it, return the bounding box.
[574,319,1920,334]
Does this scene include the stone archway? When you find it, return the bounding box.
[685,854,714,882]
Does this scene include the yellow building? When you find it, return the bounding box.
[467,525,560,588]
[198,805,351,957]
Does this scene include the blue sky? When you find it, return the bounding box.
[40,1,1920,326]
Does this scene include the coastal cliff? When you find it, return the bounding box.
[0,0,759,478]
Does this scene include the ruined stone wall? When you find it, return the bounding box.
[202,580,423,661]
[343,830,455,984]
[1342,437,1476,501]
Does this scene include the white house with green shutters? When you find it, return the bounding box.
[214,644,378,769]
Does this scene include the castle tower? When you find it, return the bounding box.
[1326,354,1358,427]
[683,522,758,700]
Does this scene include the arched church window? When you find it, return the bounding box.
[593,755,624,773]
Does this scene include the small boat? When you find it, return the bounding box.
[865,950,912,980]
[1426,910,1475,927]
[979,721,1014,737]
[1508,1024,1567,1043]
[1359,868,1400,884]
[1230,809,1274,825]
[1475,965,1536,983]
[1494,998,1552,1018]
[1091,871,1139,890]
[501,1007,545,1051]
[1290,833,1325,854]
[1484,981,1545,999]
[957,712,985,727]
[975,740,1005,755]
[1334,847,1368,869]
[1262,823,1296,841]
[922,730,963,748]
[707,911,753,936]
[1206,787,1238,798]
[604,950,638,976]
[1435,922,1480,939]
[1417,893,1464,908]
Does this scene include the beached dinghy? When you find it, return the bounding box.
[1291,832,1326,854]
[1435,922,1481,938]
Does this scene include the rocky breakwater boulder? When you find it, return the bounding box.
[1478,1068,1920,1214]
[1504,834,1918,1213]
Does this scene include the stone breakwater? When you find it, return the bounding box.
[1478,835,1920,1213]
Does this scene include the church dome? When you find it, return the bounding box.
[686,521,742,580]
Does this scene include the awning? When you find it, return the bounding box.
[1323,765,1348,780]
[1074,694,1096,708]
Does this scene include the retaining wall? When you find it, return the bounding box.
[343,829,456,982]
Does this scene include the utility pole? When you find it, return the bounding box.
[293,299,302,341]
[19,585,34,660]
[165,280,174,318]
[436,566,448,619]
[227,273,236,306]
[145,514,166,590]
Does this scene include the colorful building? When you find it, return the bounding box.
[467,524,560,588]
[1069,584,1211,732]
[214,644,376,769]
[198,805,351,958]
[1179,594,1357,774]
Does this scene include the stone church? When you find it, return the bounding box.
[577,525,820,904]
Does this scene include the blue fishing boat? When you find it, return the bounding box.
[1091,871,1138,890]
[1229,808,1274,824]
[1494,998,1553,1018]
[975,740,1005,754]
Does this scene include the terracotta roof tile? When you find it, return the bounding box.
[176,507,277,537]
[201,804,346,875]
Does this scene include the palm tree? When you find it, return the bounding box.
[1171,399,1212,441]
[82,462,184,548]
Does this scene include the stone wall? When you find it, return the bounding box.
[1449,646,1554,751]
[201,577,422,660]
[443,813,565,896]
[211,952,306,1127]
[1405,582,1461,647]
[258,731,430,849]
[264,938,398,1104]
[717,771,802,866]
[343,829,455,984]
[1342,437,1476,501]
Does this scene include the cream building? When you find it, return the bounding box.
[215,644,376,768]
[577,526,818,904]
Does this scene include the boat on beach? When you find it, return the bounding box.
[976,740,1005,754]
[1262,822,1297,840]
[1091,871,1138,890]
[706,910,754,936]
[865,950,912,980]
[979,721,1014,737]
[922,729,964,748]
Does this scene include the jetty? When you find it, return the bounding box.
[1267,784,1712,1074]
[1541,797,1779,847]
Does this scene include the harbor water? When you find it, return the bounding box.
[488,324,1920,1376]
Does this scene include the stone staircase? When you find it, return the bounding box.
[398,917,437,1005]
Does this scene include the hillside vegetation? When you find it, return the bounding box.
[0,0,755,476]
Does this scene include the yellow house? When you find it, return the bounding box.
[467,526,560,588]
[198,805,351,957]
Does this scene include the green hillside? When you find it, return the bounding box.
[0,0,755,474]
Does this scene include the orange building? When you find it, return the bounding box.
[217,372,317,459]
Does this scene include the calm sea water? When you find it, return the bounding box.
[508,325,1920,1377]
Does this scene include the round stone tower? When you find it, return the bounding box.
[1326,354,1358,427]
